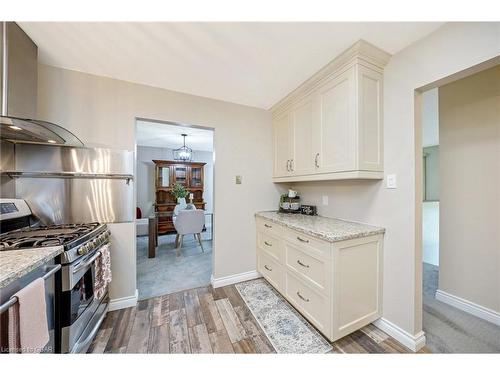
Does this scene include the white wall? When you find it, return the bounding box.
[291,22,500,337]
[439,65,500,313]
[422,88,439,147]
[423,202,439,266]
[37,65,281,303]
[423,145,439,201]
[136,145,214,217]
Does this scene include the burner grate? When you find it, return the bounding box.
[0,222,101,251]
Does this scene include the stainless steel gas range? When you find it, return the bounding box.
[0,199,111,353]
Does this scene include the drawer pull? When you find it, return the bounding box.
[264,223,272,228]
[296,291,309,302]
[296,236,309,243]
[296,259,310,268]
[264,241,272,247]
[264,265,272,272]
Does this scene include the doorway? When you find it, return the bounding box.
[134,118,215,300]
[419,65,500,353]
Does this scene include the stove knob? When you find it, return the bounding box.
[77,244,87,255]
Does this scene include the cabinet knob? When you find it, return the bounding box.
[264,241,272,247]
[296,236,309,243]
[315,153,320,168]
[264,265,272,272]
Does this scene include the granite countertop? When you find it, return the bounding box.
[255,211,385,242]
[0,246,63,288]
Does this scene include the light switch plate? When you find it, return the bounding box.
[235,175,242,184]
[322,195,329,205]
[386,174,397,189]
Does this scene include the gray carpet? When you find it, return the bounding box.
[136,232,212,300]
[236,278,333,354]
[423,262,500,353]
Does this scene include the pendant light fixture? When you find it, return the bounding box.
[173,133,193,161]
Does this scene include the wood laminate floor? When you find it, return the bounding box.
[89,283,430,354]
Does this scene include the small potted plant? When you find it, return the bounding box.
[172,183,188,205]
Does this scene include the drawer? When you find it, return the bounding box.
[258,249,284,292]
[285,272,330,334]
[283,229,331,258]
[257,231,283,262]
[256,217,282,236]
[285,242,330,294]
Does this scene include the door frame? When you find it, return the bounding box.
[413,56,500,334]
[134,117,216,282]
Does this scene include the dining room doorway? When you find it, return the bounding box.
[134,118,215,300]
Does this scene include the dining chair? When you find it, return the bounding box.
[173,209,205,256]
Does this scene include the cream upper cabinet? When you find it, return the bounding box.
[274,97,315,177]
[314,67,357,174]
[273,112,292,177]
[290,97,315,176]
[271,40,390,182]
[356,65,384,172]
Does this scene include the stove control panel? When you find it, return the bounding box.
[77,230,111,255]
[0,198,32,221]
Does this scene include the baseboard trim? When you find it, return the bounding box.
[373,318,426,352]
[109,289,138,311]
[435,289,500,326]
[211,270,261,289]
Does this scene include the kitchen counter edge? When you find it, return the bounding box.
[0,246,63,289]
[255,211,385,243]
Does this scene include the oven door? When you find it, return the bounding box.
[59,243,109,353]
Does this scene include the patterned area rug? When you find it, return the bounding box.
[235,278,333,354]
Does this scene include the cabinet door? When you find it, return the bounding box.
[290,97,315,176]
[156,165,172,188]
[190,165,204,188]
[173,164,188,186]
[273,112,292,177]
[357,65,383,172]
[314,67,356,173]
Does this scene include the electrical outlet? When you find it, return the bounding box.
[235,175,242,184]
[322,195,329,205]
[386,174,397,189]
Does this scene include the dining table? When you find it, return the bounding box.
[148,211,213,258]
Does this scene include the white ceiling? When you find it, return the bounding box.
[19,22,444,109]
[136,120,214,151]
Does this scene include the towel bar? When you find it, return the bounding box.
[0,264,61,314]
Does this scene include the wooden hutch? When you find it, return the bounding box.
[153,160,206,234]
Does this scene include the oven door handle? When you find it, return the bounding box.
[72,251,101,274]
[70,302,109,353]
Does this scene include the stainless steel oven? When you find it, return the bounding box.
[59,236,110,353]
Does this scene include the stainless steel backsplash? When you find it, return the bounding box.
[1,143,134,224]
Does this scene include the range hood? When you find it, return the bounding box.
[0,22,83,147]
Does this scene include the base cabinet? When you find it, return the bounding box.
[256,217,383,342]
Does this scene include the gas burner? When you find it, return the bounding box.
[0,222,102,251]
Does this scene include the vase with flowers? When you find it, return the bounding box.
[172,183,189,216]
